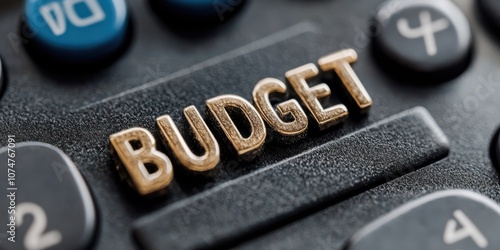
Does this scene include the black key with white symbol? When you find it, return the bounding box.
[345,190,500,250]
[373,0,472,82]
[0,142,96,250]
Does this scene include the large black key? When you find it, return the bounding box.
[0,142,96,250]
[346,190,500,250]
[133,107,449,250]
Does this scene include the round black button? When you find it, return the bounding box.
[373,0,472,82]
[150,0,247,26]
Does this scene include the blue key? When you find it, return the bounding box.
[152,0,247,24]
[24,0,129,63]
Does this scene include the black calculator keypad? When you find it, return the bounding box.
[1,0,500,249]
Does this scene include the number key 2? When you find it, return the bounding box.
[0,142,96,250]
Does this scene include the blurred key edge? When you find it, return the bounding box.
[343,189,500,250]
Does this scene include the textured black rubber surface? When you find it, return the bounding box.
[133,107,449,250]
[1,0,500,249]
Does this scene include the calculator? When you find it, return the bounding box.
[2,0,500,249]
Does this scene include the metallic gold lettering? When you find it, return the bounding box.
[252,78,308,138]
[109,128,173,195]
[206,95,266,160]
[286,63,348,130]
[318,49,372,113]
[156,106,220,172]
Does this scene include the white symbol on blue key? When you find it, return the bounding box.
[397,11,450,56]
[39,0,106,36]
[25,0,129,63]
